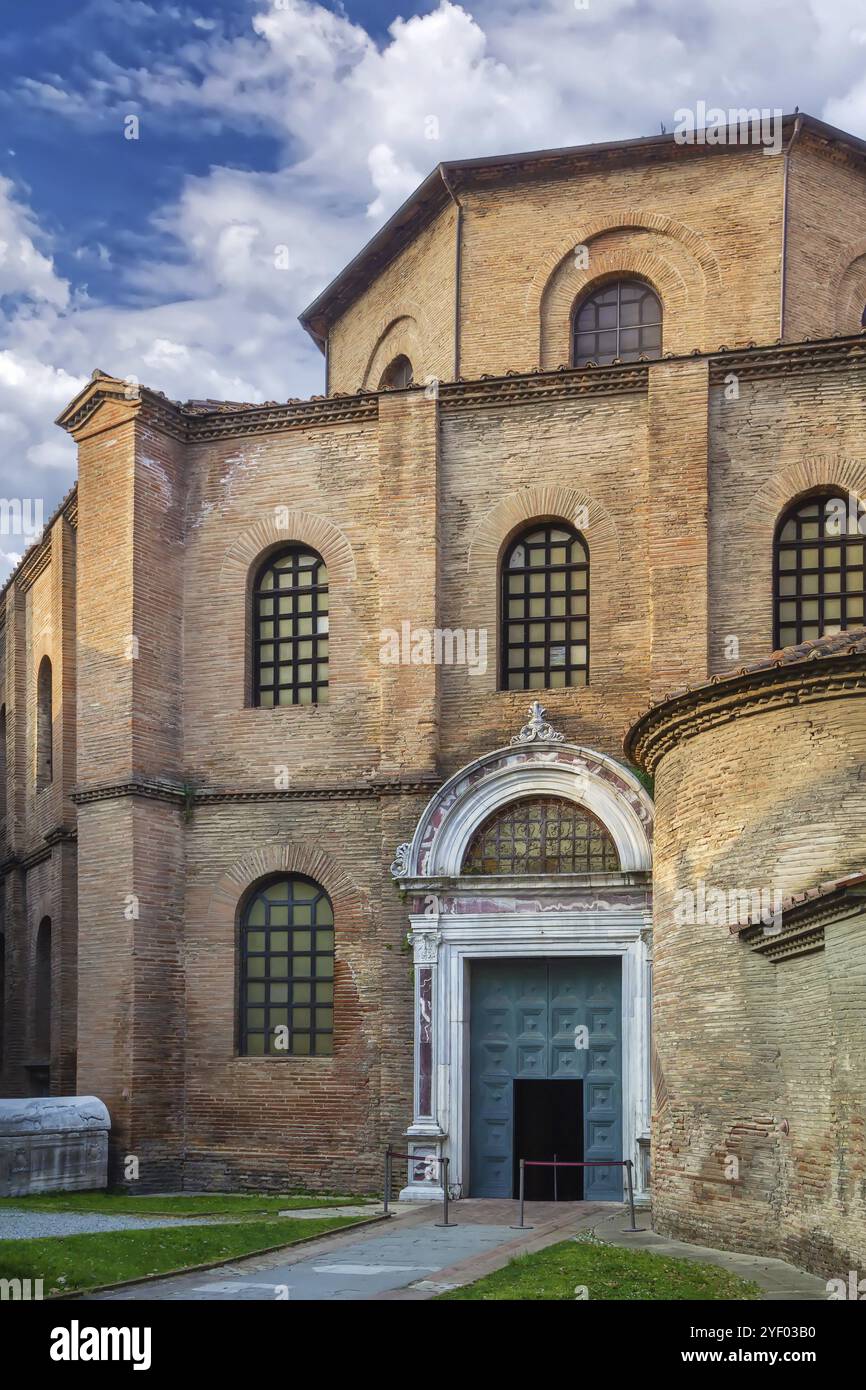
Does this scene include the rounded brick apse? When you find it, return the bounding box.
[624,630,866,1279]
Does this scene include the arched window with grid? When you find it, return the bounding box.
[461,797,620,875]
[501,523,589,690]
[572,278,662,367]
[239,876,334,1057]
[253,546,329,706]
[774,492,866,649]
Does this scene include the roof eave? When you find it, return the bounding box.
[297,113,866,345]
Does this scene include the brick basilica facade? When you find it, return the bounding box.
[1,112,866,1277]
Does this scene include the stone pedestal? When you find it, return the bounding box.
[0,1096,110,1197]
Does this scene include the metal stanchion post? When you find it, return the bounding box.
[384,1145,392,1215]
[510,1158,533,1229]
[623,1159,646,1233]
[553,1153,558,1204]
[435,1155,455,1227]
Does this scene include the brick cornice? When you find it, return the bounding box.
[707,333,866,381]
[740,919,827,962]
[72,776,441,806]
[740,881,866,961]
[624,651,866,774]
[438,362,648,410]
[185,392,379,440]
[59,383,131,433]
[0,825,77,876]
[0,485,78,606]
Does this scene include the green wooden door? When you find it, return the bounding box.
[469,957,622,1199]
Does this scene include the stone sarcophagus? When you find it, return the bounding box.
[0,1097,110,1197]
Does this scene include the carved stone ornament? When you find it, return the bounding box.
[390,842,412,878]
[510,700,565,745]
[412,931,441,964]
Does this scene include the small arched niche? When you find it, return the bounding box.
[378,354,414,389]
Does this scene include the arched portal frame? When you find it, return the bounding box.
[390,730,654,1205]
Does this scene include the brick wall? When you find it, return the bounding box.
[785,133,866,341]
[708,360,866,673]
[326,143,791,393]
[4,128,866,1223]
[0,505,77,1097]
[328,202,457,393]
[648,691,866,1278]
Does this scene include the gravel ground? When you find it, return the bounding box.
[0,1208,215,1241]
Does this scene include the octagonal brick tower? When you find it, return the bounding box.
[625,630,866,1279]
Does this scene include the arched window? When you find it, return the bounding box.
[239,876,334,1056]
[378,354,414,389]
[501,522,589,690]
[572,278,662,367]
[36,657,53,788]
[34,917,51,1060]
[774,492,866,649]
[253,547,328,706]
[461,797,620,874]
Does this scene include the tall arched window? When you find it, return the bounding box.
[572,278,662,367]
[461,797,620,874]
[34,917,51,1060]
[253,547,329,706]
[774,492,866,649]
[239,876,334,1056]
[501,523,589,690]
[36,657,53,788]
[378,354,414,389]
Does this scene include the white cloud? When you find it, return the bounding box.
[4,0,866,585]
[0,176,69,308]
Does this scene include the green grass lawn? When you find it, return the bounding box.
[437,1236,764,1301]
[0,1190,377,1217]
[0,1214,373,1296]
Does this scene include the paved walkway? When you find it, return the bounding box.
[82,1200,828,1302]
[87,1202,608,1301]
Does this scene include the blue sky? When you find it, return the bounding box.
[2,0,866,578]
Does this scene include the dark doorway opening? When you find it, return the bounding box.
[513,1079,583,1200]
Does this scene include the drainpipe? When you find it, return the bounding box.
[439,166,463,380]
[780,113,803,341]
